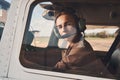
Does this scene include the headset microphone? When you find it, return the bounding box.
[54,26,76,39]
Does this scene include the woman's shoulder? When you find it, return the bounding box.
[73,39,93,51]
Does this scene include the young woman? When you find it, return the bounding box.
[54,11,97,71]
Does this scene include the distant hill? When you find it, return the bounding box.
[85,25,119,37]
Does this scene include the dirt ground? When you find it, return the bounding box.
[86,38,115,51]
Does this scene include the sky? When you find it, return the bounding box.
[30,4,54,37]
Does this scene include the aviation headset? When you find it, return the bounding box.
[54,10,86,39]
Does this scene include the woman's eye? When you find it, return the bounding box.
[66,23,72,26]
[67,23,72,25]
[57,25,62,29]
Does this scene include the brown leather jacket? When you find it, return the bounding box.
[54,39,114,77]
[54,39,97,70]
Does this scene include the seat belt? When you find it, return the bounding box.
[104,31,120,65]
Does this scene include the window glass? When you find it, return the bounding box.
[20,1,119,79]
[85,25,117,51]
[29,4,54,48]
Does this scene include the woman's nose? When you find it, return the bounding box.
[62,27,66,32]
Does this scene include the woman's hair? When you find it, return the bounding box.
[55,11,79,24]
[55,11,82,43]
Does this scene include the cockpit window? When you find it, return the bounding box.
[20,1,119,79]
[27,4,54,48]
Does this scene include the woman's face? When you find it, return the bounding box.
[56,14,77,41]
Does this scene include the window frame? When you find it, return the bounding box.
[19,1,118,79]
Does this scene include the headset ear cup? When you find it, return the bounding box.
[78,18,86,32]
